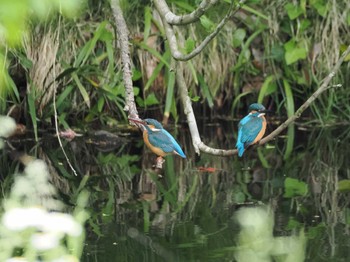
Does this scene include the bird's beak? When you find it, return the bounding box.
[128,118,146,128]
[260,109,274,115]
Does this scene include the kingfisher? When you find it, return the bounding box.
[129,118,186,159]
[236,103,269,157]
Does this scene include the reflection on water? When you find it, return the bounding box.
[2,123,350,261]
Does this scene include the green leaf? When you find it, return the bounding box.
[17,51,33,69]
[137,41,170,68]
[257,147,270,168]
[347,13,350,26]
[310,0,328,17]
[133,87,140,96]
[271,44,284,62]
[300,19,311,33]
[200,15,214,31]
[144,61,164,91]
[284,177,308,198]
[185,37,195,53]
[143,6,152,40]
[284,125,295,160]
[340,45,350,62]
[27,91,38,142]
[284,3,304,20]
[284,40,307,65]
[144,93,159,106]
[232,28,246,48]
[72,72,90,108]
[197,74,214,108]
[258,75,276,103]
[56,85,74,109]
[132,69,142,81]
[283,79,295,117]
[164,69,175,118]
[338,180,350,193]
[191,96,200,102]
[97,96,104,112]
[74,21,108,67]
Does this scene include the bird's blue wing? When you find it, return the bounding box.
[148,130,186,158]
[239,116,263,147]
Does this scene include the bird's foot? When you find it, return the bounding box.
[155,156,165,169]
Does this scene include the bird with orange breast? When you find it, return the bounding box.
[236,103,270,157]
[129,118,186,162]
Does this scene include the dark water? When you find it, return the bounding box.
[2,121,350,261]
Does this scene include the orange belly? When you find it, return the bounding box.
[143,131,167,157]
[252,116,266,144]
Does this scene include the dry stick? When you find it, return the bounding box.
[155,0,245,61]
[178,44,350,157]
[110,0,139,118]
[259,44,350,145]
[154,0,218,25]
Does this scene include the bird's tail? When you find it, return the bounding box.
[236,142,245,157]
[175,148,186,158]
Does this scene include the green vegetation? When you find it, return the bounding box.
[0,0,349,131]
[1,0,350,261]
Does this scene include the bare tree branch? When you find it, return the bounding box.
[176,59,237,156]
[155,0,245,61]
[110,0,139,118]
[259,44,350,145]
[154,0,218,25]
[177,45,350,156]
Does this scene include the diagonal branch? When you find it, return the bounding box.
[154,0,218,25]
[155,0,245,61]
[259,44,350,145]
[177,45,350,156]
[110,0,139,119]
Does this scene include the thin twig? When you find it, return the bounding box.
[155,0,245,61]
[53,17,78,176]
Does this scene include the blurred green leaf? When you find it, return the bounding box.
[74,21,108,67]
[185,37,195,53]
[97,97,104,112]
[191,96,200,102]
[271,44,284,62]
[27,91,38,142]
[284,40,307,65]
[232,28,246,48]
[144,93,159,106]
[198,74,214,108]
[283,79,295,117]
[72,73,90,108]
[258,75,276,103]
[164,69,175,118]
[285,3,304,20]
[340,45,350,62]
[132,69,142,81]
[137,41,170,68]
[338,180,350,193]
[310,0,328,17]
[143,6,152,40]
[200,15,214,31]
[300,19,311,33]
[284,177,308,198]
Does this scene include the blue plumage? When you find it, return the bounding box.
[236,104,267,157]
[143,119,186,158]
